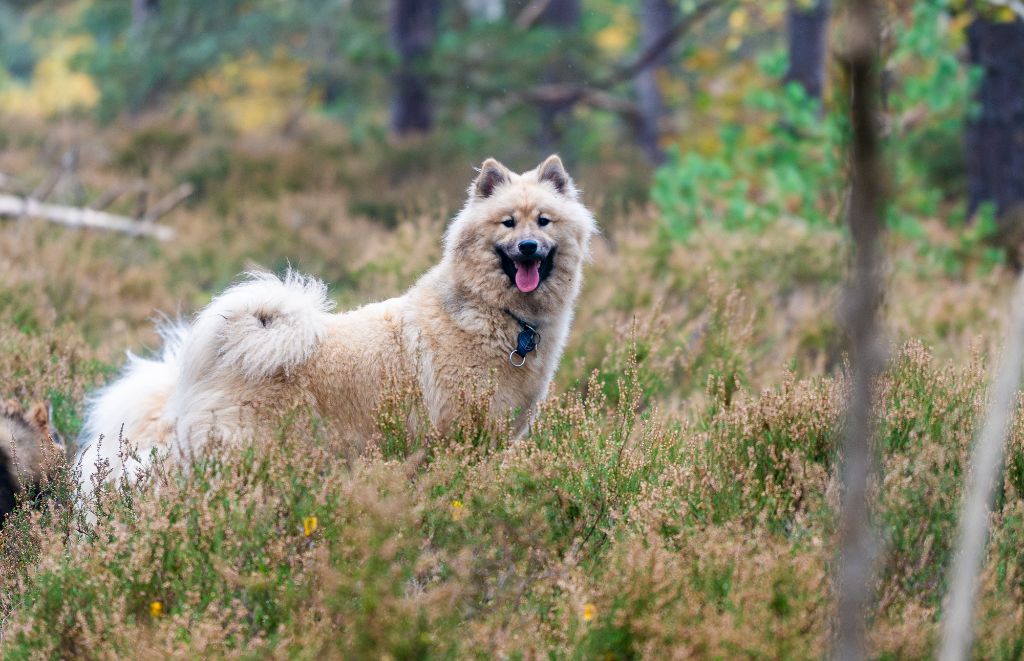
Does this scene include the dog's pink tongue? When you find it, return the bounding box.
[515,260,541,293]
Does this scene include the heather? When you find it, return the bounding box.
[0,112,1021,657]
[3,1,1024,657]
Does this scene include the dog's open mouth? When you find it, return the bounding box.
[497,247,557,293]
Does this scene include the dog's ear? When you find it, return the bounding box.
[473,158,510,199]
[26,402,48,434]
[537,154,576,198]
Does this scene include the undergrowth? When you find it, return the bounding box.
[2,117,1024,658]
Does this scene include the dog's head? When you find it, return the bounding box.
[1,399,63,522]
[443,155,597,315]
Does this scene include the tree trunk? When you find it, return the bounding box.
[783,0,830,101]
[535,0,580,152]
[390,0,440,135]
[966,17,1024,230]
[634,0,678,164]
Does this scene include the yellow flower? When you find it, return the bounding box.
[303,516,318,537]
[450,500,467,522]
[149,601,163,617]
[582,602,597,622]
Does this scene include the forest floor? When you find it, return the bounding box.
[1,114,1023,658]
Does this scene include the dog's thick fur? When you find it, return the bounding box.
[1,400,60,524]
[78,155,596,488]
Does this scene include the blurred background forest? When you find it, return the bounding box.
[0,0,1021,254]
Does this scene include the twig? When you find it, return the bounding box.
[939,273,1024,660]
[88,181,149,211]
[141,183,194,223]
[0,194,175,240]
[834,1,886,660]
[29,170,61,204]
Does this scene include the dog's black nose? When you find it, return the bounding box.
[519,240,538,256]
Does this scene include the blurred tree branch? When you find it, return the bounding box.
[596,0,726,89]
[476,0,729,131]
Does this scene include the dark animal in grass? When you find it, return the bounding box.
[0,400,61,525]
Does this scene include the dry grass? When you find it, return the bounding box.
[2,115,1024,658]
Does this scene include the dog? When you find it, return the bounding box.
[77,155,597,489]
[1,400,61,524]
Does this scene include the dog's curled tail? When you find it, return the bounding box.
[177,270,335,388]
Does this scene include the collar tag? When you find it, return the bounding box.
[507,316,540,367]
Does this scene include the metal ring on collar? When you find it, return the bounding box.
[509,350,527,367]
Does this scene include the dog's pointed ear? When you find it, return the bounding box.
[26,402,49,434]
[473,158,510,199]
[537,154,576,198]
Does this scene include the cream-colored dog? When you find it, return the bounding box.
[77,155,597,489]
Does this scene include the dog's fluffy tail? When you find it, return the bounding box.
[77,270,334,491]
[177,270,334,387]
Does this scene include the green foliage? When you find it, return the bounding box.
[76,0,307,120]
[653,54,844,241]
[653,0,990,275]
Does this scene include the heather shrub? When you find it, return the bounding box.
[4,117,1024,658]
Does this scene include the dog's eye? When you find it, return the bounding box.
[502,217,515,228]
[538,215,551,227]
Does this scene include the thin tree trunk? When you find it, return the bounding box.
[535,0,580,152]
[391,0,440,135]
[634,0,678,164]
[784,0,830,101]
[834,1,885,659]
[939,271,1024,661]
[965,18,1024,224]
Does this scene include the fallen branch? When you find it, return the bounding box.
[939,274,1024,660]
[0,194,175,240]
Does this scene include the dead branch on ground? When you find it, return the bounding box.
[0,194,176,240]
